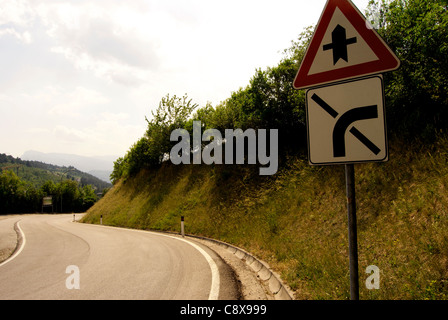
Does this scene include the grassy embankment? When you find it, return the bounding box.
[82,136,448,300]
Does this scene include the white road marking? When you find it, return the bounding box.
[161,234,220,300]
[0,220,26,268]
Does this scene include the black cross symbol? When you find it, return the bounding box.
[323,24,357,65]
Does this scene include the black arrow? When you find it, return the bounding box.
[311,93,381,157]
[332,105,378,157]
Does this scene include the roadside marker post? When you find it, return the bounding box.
[181,216,185,238]
[293,0,400,299]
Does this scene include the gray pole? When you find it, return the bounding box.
[345,164,359,300]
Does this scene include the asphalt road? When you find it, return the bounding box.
[0,214,239,300]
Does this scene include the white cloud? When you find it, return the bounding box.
[67,112,146,157]
[0,0,35,45]
[53,125,86,143]
[19,113,145,157]
[98,112,130,122]
[0,28,32,44]
[25,127,51,134]
[0,0,35,27]
[35,1,159,87]
[50,46,149,87]
[17,85,109,118]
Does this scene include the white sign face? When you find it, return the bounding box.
[306,76,388,165]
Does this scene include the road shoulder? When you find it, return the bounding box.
[0,216,20,264]
[191,238,275,300]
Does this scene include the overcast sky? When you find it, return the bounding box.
[0,0,370,159]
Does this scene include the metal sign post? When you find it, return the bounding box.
[345,163,359,300]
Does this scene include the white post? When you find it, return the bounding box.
[181,216,185,238]
[100,215,103,225]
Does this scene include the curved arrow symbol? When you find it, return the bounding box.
[332,105,379,157]
[311,93,381,158]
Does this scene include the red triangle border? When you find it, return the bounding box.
[293,0,400,90]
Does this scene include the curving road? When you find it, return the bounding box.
[0,214,239,300]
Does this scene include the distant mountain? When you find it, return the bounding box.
[0,153,112,191]
[88,170,113,184]
[21,150,118,183]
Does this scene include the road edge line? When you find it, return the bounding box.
[161,234,221,300]
[0,220,26,268]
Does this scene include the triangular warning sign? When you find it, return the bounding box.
[293,0,400,90]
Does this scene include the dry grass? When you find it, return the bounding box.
[82,135,448,300]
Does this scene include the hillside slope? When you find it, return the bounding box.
[82,137,448,300]
[21,150,115,183]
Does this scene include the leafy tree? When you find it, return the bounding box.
[188,102,215,131]
[23,184,43,213]
[148,93,199,129]
[246,60,307,152]
[145,93,199,164]
[110,156,127,185]
[1,164,101,214]
[0,171,23,213]
[81,185,98,211]
[368,0,448,139]
[207,90,250,132]
[0,171,44,214]
[126,137,152,175]
[41,180,57,196]
[111,94,199,183]
[58,180,81,213]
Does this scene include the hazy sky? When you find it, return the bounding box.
[0,0,370,159]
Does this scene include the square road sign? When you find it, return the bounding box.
[306,75,388,165]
